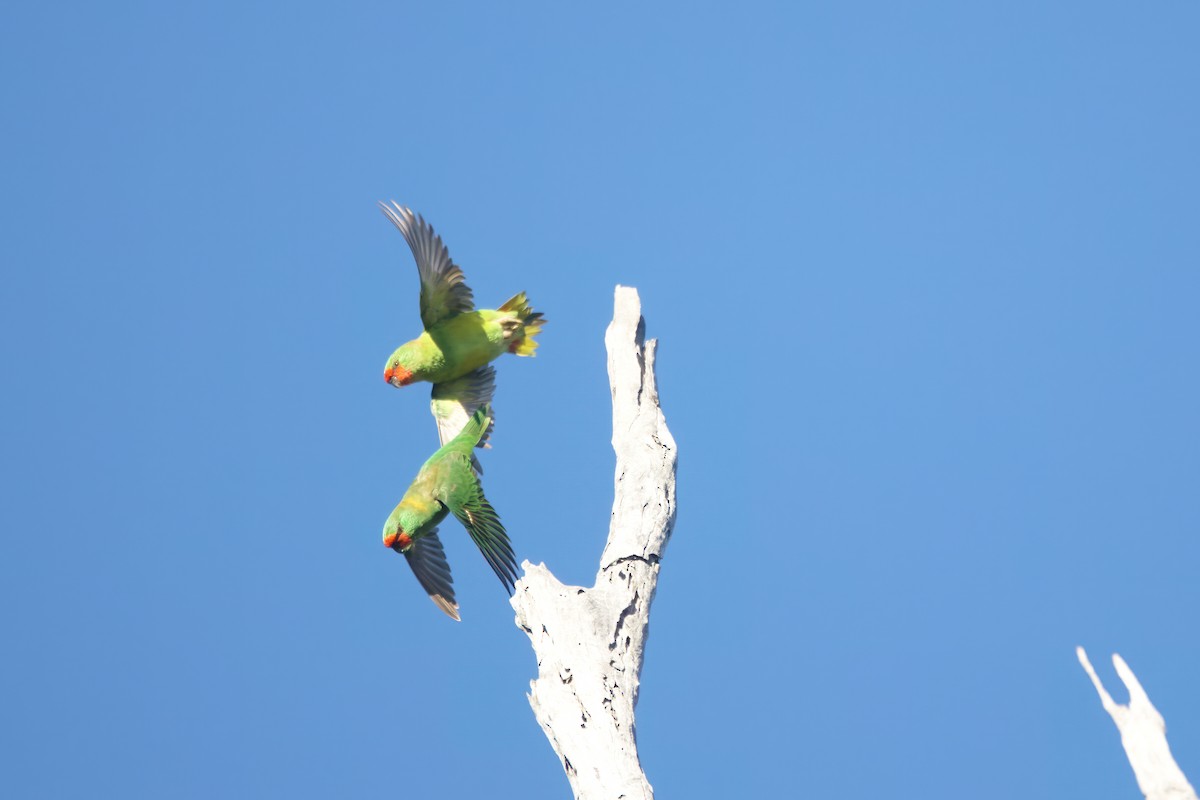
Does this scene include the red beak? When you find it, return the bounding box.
[383,531,400,548]
[383,366,394,384]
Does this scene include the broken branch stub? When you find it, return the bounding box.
[1077,647,1198,800]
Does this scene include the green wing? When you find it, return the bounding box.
[378,201,475,329]
[403,528,460,621]
[437,458,519,594]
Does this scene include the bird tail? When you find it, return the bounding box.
[452,406,494,452]
[498,292,545,357]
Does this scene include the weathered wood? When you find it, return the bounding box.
[1078,647,1198,800]
[512,286,677,800]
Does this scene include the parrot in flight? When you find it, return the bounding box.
[382,406,518,621]
[378,201,545,446]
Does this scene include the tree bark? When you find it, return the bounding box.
[1077,647,1198,800]
[511,286,677,800]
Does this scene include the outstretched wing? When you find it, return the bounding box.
[378,201,475,329]
[430,365,496,448]
[403,528,460,621]
[437,459,519,595]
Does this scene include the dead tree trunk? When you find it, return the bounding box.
[511,286,677,800]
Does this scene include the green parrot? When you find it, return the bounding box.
[382,406,518,621]
[379,201,545,446]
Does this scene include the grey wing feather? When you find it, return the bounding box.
[378,201,475,329]
[403,528,461,621]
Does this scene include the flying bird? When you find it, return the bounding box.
[382,406,518,621]
[379,201,545,445]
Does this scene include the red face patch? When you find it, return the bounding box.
[384,364,415,386]
[384,530,414,549]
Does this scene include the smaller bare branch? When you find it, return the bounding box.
[1077,647,1197,800]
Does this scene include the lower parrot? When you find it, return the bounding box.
[382,406,518,621]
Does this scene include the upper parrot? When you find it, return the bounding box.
[382,406,518,621]
[379,201,545,445]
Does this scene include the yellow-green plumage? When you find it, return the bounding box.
[382,407,517,621]
[387,294,542,386]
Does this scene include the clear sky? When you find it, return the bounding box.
[3,2,1199,797]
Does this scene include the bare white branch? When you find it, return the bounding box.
[1077,647,1197,800]
[511,286,677,800]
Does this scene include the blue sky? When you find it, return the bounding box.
[3,2,1199,797]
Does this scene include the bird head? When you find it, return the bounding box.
[383,353,415,388]
[383,525,414,553]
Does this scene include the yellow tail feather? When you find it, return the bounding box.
[499,292,545,357]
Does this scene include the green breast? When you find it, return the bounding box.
[420,311,511,384]
[395,483,449,537]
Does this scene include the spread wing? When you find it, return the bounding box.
[378,201,475,329]
[403,528,460,621]
[438,459,519,595]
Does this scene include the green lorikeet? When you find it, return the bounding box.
[382,406,518,621]
[379,202,545,445]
